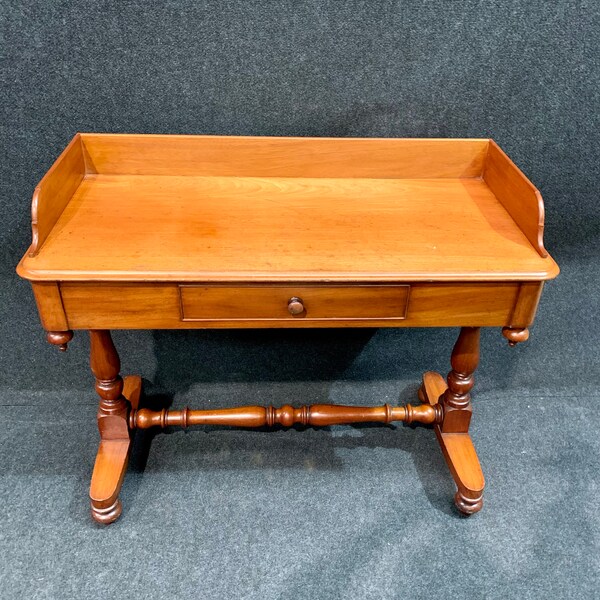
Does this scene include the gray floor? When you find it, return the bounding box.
[1,378,599,599]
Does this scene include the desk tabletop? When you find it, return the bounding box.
[17,134,559,283]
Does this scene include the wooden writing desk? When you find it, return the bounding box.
[17,134,559,523]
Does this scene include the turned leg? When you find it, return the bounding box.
[420,327,485,515]
[88,330,141,524]
[441,326,479,434]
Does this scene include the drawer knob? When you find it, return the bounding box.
[287,297,305,315]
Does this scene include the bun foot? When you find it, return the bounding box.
[46,330,73,351]
[454,490,483,515]
[91,498,122,524]
[502,327,530,346]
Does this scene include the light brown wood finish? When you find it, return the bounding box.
[499,281,545,346]
[89,370,141,524]
[441,327,480,434]
[483,140,547,257]
[18,174,558,282]
[509,282,544,327]
[58,282,520,329]
[29,134,86,257]
[180,285,410,321]
[130,402,442,429]
[420,370,485,515]
[31,282,69,331]
[502,327,531,346]
[80,134,489,178]
[46,330,73,352]
[16,134,559,522]
[88,331,138,524]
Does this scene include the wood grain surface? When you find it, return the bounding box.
[58,282,520,329]
[180,284,410,321]
[483,140,548,257]
[80,134,489,178]
[29,133,85,257]
[18,173,558,282]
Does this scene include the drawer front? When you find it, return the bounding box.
[179,285,410,321]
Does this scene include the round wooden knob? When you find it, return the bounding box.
[287,297,304,315]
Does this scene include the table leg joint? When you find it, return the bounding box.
[88,330,141,525]
[420,326,485,515]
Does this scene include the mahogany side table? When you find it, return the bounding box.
[17,134,559,523]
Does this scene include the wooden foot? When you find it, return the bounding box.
[421,369,485,515]
[454,490,483,515]
[90,440,128,524]
[88,329,141,524]
[502,326,530,346]
[46,330,73,351]
[90,375,141,524]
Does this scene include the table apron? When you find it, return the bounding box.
[32,281,544,330]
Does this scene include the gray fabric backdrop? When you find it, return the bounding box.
[2,0,599,397]
[1,2,598,599]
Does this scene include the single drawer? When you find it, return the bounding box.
[179,285,410,322]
